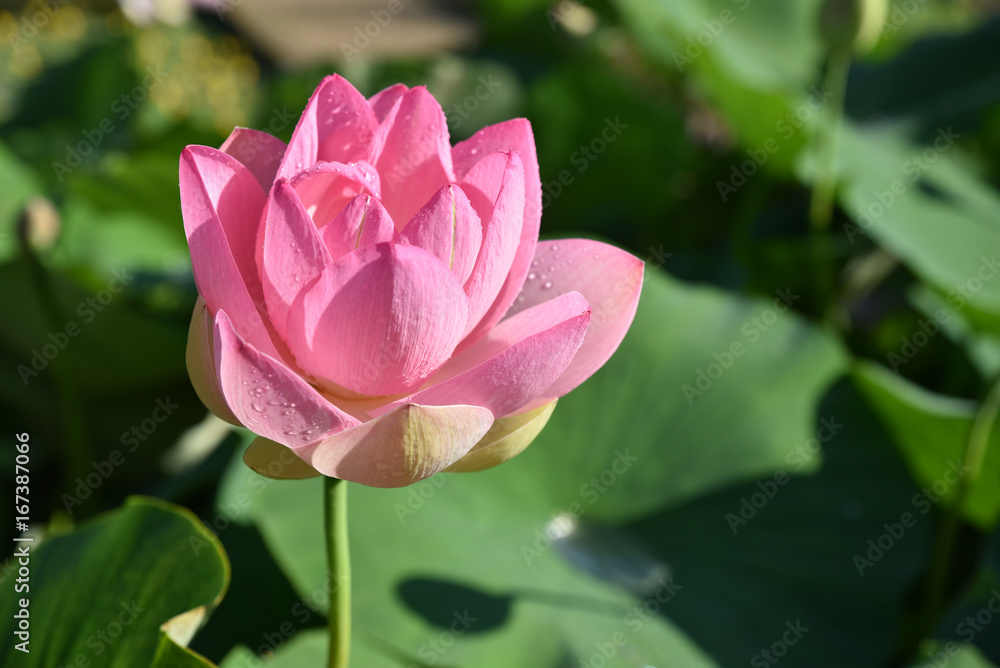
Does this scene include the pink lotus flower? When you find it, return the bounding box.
[181,75,643,487]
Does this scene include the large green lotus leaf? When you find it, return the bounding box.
[853,361,1000,531]
[837,122,1000,332]
[0,497,228,667]
[216,270,934,665]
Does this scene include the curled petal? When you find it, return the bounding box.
[381,291,590,418]
[290,161,381,229]
[286,243,469,396]
[180,146,279,358]
[398,184,482,284]
[375,86,455,225]
[445,400,556,473]
[213,309,360,449]
[321,193,396,260]
[186,297,240,426]
[259,181,332,337]
[460,151,525,334]
[368,83,408,122]
[243,437,321,480]
[220,127,287,192]
[298,403,494,487]
[277,74,378,179]
[453,119,542,349]
[509,239,644,400]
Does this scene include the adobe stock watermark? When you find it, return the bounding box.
[908,589,1000,667]
[393,472,450,523]
[879,0,931,37]
[886,253,998,373]
[541,116,628,208]
[60,397,180,515]
[842,126,960,243]
[672,0,752,72]
[546,0,585,30]
[7,0,72,53]
[750,620,810,667]
[191,448,317,552]
[54,600,145,668]
[339,0,409,63]
[579,578,682,668]
[446,75,502,131]
[235,569,349,666]
[52,66,169,181]
[408,610,478,667]
[521,449,638,565]
[717,85,833,201]
[853,459,970,576]
[17,268,134,386]
[726,416,843,534]
[682,288,799,404]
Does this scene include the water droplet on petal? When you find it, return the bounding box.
[552,245,559,251]
[532,259,540,267]
[542,281,553,289]
[594,254,600,260]
[549,265,556,272]
[527,272,537,280]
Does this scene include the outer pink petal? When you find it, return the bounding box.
[321,193,396,260]
[397,184,482,284]
[459,151,525,334]
[213,309,359,449]
[509,239,644,400]
[276,74,378,180]
[290,161,381,229]
[380,291,590,419]
[220,127,287,192]
[259,181,333,337]
[186,296,240,426]
[180,146,279,358]
[452,120,542,350]
[375,86,455,225]
[285,243,469,397]
[296,403,494,488]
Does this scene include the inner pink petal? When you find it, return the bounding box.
[285,243,470,397]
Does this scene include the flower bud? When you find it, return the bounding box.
[818,0,888,55]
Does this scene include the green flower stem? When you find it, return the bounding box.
[324,476,351,668]
[809,48,851,324]
[809,48,851,233]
